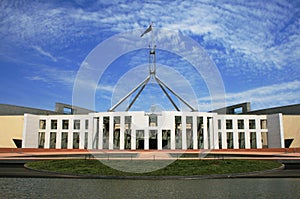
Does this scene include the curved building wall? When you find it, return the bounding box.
[0,116,23,148]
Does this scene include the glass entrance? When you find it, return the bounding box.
[149,130,157,149]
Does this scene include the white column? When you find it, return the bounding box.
[221,118,227,149]
[256,119,262,148]
[55,119,61,149]
[78,119,84,149]
[203,116,208,149]
[145,129,149,150]
[244,119,251,149]
[109,116,114,150]
[98,117,103,149]
[87,117,93,150]
[171,116,176,150]
[67,118,73,149]
[92,117,96,149]
[158,129,162,150]
[233,119,239,149]
[44,118,50,149]
[208,118,214,149]
[120,116,125,150]
[212,117,219,149]
[68,132,73,149]
[182,116,187,150]
[131,129,136,150]
[193,116,198,150]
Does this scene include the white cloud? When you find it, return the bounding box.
[32,45,57,62]
[199,80,300,111]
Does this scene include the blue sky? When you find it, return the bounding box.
[0,0,299,112]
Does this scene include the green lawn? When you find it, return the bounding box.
[26,159,281,176]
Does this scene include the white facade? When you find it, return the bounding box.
[22,111,284,150]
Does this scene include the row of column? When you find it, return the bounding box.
[91,116,212,150]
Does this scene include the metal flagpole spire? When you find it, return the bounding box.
[108,22,197,112]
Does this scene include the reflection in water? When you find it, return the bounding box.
[0,178,300,199]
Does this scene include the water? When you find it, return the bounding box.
[0,178,299,199]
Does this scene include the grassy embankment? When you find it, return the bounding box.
[26,159,281,176]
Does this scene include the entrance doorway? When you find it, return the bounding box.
[149,130,157,149]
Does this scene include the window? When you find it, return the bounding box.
[103,117,109,149]
[85,120,89,130]
[162,130,171,149]
[51,120,57,130]
[63,107,73,114]
[50,132,56,148]
[73,132,79,149]
[226,120,232,129]
[197,117,204,149]
[186,116,193,149]
[249,120,256,129]
[125,116,132,149]
[61,132,68,149]
[260,120,267,129]
[227,132,233,149]
[149,114,158,127]
[250,132,257,148]
[175,116,182,149]
[218,132,222,149]
[62,120,69,130]
[84,132,88,149]
[74,120,80,130]
[114,116,120,149]
[136,130,144,149]
[234,107,243,114]
[261,132,268,148]
[218,120,221,130]
[238,120,244,129]
[39,120,46,129]
[238,132,245,149]
[38,132,45,148]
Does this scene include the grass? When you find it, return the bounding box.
[25,159,282,176]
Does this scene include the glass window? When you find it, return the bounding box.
[260,120,267,129]
[85,120,89,130]
[175,116,182,149]
[50,132,56,148]
[84,132,88,149]
[238,132,245,149]
[62,120,69,130]
[261,132,268,148]
[135,130,144,150]
[38,132,45,148]
[250,132,257,148]
[103,117,109,149]
[51,120,57,130]
[218,120,221,130]
[73,132,79,149]
[238,120,244,129]
[114,116,120,149]
[218,132,222,149]
[39,120,46,129]
[61,132,68,149]
[249,120,256,129]
[149,114,158,127]
[227,132,233,149]
[226,120,232,129]
[125,116,132,149]
[197,117,204,149]
[74,120,80,130]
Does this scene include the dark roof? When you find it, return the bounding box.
[245,103,300,115]
[0,104,57,115]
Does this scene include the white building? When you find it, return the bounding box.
[22,111,284,150]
